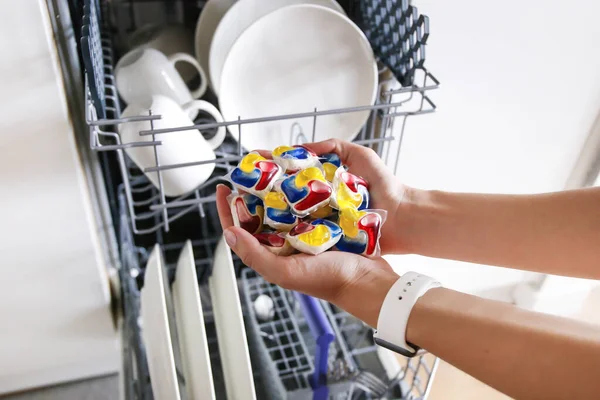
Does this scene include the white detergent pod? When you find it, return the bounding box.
[286,219,342,255]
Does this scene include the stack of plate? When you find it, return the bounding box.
[140,239,255,399]
[194,0,378,150]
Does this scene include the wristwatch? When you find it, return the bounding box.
[373,271,441,357]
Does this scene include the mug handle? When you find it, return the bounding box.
[168,52,208,99]
[182,100,226,150]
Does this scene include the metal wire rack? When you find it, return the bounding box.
[117,186,262,399]
[82,0,439,236]
[241,269,438,399]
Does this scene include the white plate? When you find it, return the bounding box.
[219,4,377,151]
[209,0,345,96]
[209,237,256,400]
[172,241,216,400]
[140,245,182,400]
[194,0,237,91]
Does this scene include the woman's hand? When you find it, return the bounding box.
[302,139,410,254]
[215,139,407,326]
[216,183,398,327]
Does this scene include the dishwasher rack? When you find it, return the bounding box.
[82,0,439,236]
[242,270,439,399]
[118,181,438,400]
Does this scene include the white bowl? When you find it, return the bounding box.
[219,4,378,151]
[209,0,345,96]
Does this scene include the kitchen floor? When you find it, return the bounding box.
[4,286,599,400]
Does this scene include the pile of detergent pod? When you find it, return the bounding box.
[226,145,387,257]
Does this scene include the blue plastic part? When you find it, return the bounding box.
[294,293,334,400]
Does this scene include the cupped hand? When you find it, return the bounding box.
[215,139,407,327]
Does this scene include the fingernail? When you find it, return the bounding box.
[224,229,237,247]
[216,183,226,190]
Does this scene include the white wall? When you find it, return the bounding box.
[386,0,600,297]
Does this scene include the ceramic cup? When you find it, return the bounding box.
[115,48,208,116]
[127,24,197,83]
[120,95,226,197]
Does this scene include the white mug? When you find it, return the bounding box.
[120,95,226,197]
[115,48,208,113]
[127,24,197,83]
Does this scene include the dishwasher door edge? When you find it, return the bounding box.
[42,0,122,322]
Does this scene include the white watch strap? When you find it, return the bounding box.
[374,272,441,357]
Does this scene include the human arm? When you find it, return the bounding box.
[302,139,600,279]
[216,138,600,398]
[399,187,600,279]
[408,287,600,400]
[216,183,600,400]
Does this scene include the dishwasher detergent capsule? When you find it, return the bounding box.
[228,152,283,198]
[336,208,386,257]
[228,193,264,234]
[318,152,342,182]
[263,191,300,231]
[280,167,332,218]
[286,219,342,255]
[272,145,320,172]
[330,166,370,211]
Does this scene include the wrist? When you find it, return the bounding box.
[395,187,442,255]
[374,272,442,356]
[337,266,399,328]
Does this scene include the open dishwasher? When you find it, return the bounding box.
[45,0,440,398]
